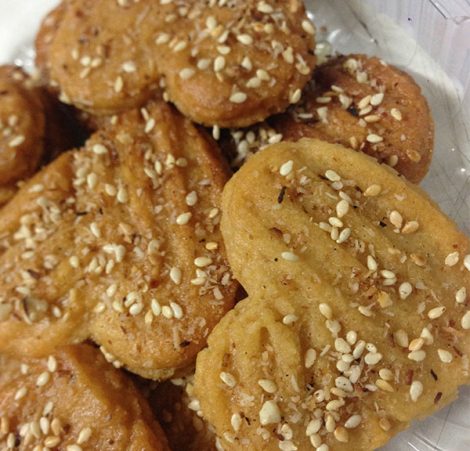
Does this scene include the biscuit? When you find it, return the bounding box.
[196,139,470,450]
[148,375,218,451]
[0,66,46,205]
[38,0,315,127]
[0,101,237,380]
[0,344,169,450]
[273,54,434,182]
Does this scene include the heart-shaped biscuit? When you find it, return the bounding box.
[0,344,169,450]
[37,0,315,127]
[0,101,237,380]
[195,139,470,450]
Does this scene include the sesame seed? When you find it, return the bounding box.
[9,135,25,147]
[325,169,341,182]
[461,311,470,329]
[257,1,274,13]
[15,387,27,400]
[258,379,277,393]
[370,92,384,106]
[428,306,446,319]
[389,210,403,229]
[220,372,236,387]
[379,368,393,381]
[45,436,61,447]
[173,41,187,52]
[335,338,351,354]
[259,400,281,425]
[304,348,317,368]
[289,89,301,104]
[194,256,212,267]
[317,445,329,451]
[302,19,315,35]
[344,414,362,429]
[169,267,182,285]
[92,144,108,155]
[67,446,83,451]
[456,287,467,304]
[176,212,192,225]
[145,118,156,133]
[408,338,424,351]
[281,251,299,262]
[334,426,349,443]
[337,228,351,244]
[179,68,195,80]
[129,303,143,316]
[390,108,402,121]
[213,56,226,72]
[117,187,128,203]
[326,399,344,411]
[420,327,434,345]
[410,380,423,402]
[241,56,252,70]
[282,314,298,325]
[380,269,396,279]
[464,254,470,271]
[445,251,459,267]
[90,222,101,238]
[364,184,382,196]
[279,160,294,176]
[170,302,183,319]
[346,330,357,345]
[230,92,247,104]
[366,134,383,143]
[161,305,173,319]
[319,303,333,319]
[364,352,382,365]
[408,350,426,362]
[47,356,57,372]
[399,282,413,300]
[151,299,161,316]
[36,371,50,387]
[336,200,349,218]
[364,114,381,123]
[185,191,198,206]
[306,419,322,436]
[237,34,253,45]
[122,61,136,73]
[212,125,220,140]
[402,220,419,234]
[69,256,79,268]
[114,76,124,93]
[328,217,343,228]
[231,413,242,432]
[438,349,453,363]
[335,376,353,392]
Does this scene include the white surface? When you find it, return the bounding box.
[0,1,469,450]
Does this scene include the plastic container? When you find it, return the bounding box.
[0,1,469,449]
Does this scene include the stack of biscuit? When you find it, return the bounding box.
[0,1,468,450]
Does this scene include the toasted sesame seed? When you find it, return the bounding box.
[170,302,183,319]
[90,222,101,238]
[47,356,57,372]
[326,399,344,411]
[408,350,426,362]
[194,256,212,267]
[410,380,423,402]
[319,303,333,319]
[151,299,161,316]
[117,187,128,203]
[176,212,192,225]
[366,134,383,143]
[409,338,424,351]
[280,160,294,176]
[456,287,467,304]
[169,267,182,285]
[179,68,195,80]
[334,426,349,443]
[258,379,277,393]
[220,372,236,387]
[145,118,156,133]
[461,311,470,329]
[370,92,384,106]
[325,169,341,182]
[389,210,403,229]
[306,418,322,436]
[364,114,381,123]
[302,19,315,35]
[380,269,396,279]
[259,400,281,425]
[445,251,460,267]
[390,108,402,121]
[379,368,393,381]
[213,56,226,72]
[230,92,247,104]
[281,251,299,262]
[114,76,124,93]
[237,34,253,45]
[359,306,372,318]
[45,436,61,447]
[420,327,434,345]
[317,445,329,451]
[428,306,445,319]
[9,135,25,147]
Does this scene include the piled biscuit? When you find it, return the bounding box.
[195,139,470,450]
[1,1,468,450]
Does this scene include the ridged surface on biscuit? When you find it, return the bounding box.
[0,101,237,380]
[195,139,470,450]
[0,344,169,450]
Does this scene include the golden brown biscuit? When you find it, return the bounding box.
[273,54,434,182]
[0,101,237,380]
[0,344,169,450]
[157,0,316,127]
[38,0,315,127]
[148,375,218,451]
[196,139,470,450]
[0,66,46,204]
